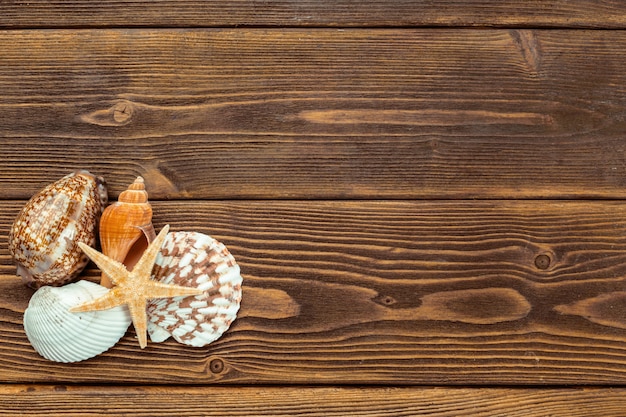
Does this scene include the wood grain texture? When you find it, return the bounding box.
[3,385,626,416]
[0,1,624,28]
[2,0,623,413]
[1,29,626,199]
[3,200,626,384]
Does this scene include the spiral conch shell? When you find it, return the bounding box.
[147,231,243,347]
[23,280,131,363]
[99,176,155,288]
[8,170,107,289]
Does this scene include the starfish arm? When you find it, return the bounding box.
[70,224,203,349]
[144,280,204,299]
[133,224,170,275]
[77,242,129,286]
[69,289,124,312]
[128,298,149,349]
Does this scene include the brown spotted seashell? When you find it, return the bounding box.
[146,231,243,347]
[8,170,107,289]
[99,176,155,288]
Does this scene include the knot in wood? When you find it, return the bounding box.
[112,102,133,123]
[534,254,551,270]
[209,358,225,374]
[79,100,136,127]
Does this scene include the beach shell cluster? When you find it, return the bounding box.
[9,171,242,363]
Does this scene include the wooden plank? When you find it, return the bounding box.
[3,200,626,384]
[2,385,626,416]
[0,1,625,29]
[1,29,626,199]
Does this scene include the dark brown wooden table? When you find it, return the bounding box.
[1,2,626,415]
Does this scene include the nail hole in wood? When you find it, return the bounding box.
[383,296,396,305]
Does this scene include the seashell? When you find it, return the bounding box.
[8,170,108,289]
[99,176,155,288]
[23,280,131,363]
[147,231,243,347]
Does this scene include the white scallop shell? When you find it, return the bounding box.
[147,231,242,347]
[23,280,131,363]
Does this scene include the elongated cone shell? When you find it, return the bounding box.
[147,231,243,347]
[99,176,155,288]
[8,170,107,289]
[23,280,131,363]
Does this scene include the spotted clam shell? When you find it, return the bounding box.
[147,231,242,347]
[8,170,107,288]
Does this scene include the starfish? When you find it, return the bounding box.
[70,224,203,349]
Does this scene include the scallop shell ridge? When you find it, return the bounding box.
[23,280,131,363]
[147,231,243,347]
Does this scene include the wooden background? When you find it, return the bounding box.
[1,1,626,415]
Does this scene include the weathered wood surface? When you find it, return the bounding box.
[2,1,626,414]
[3,200,626,385]
[3,385,626,417]
[1,29,626,199]
[0,1,625,28]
